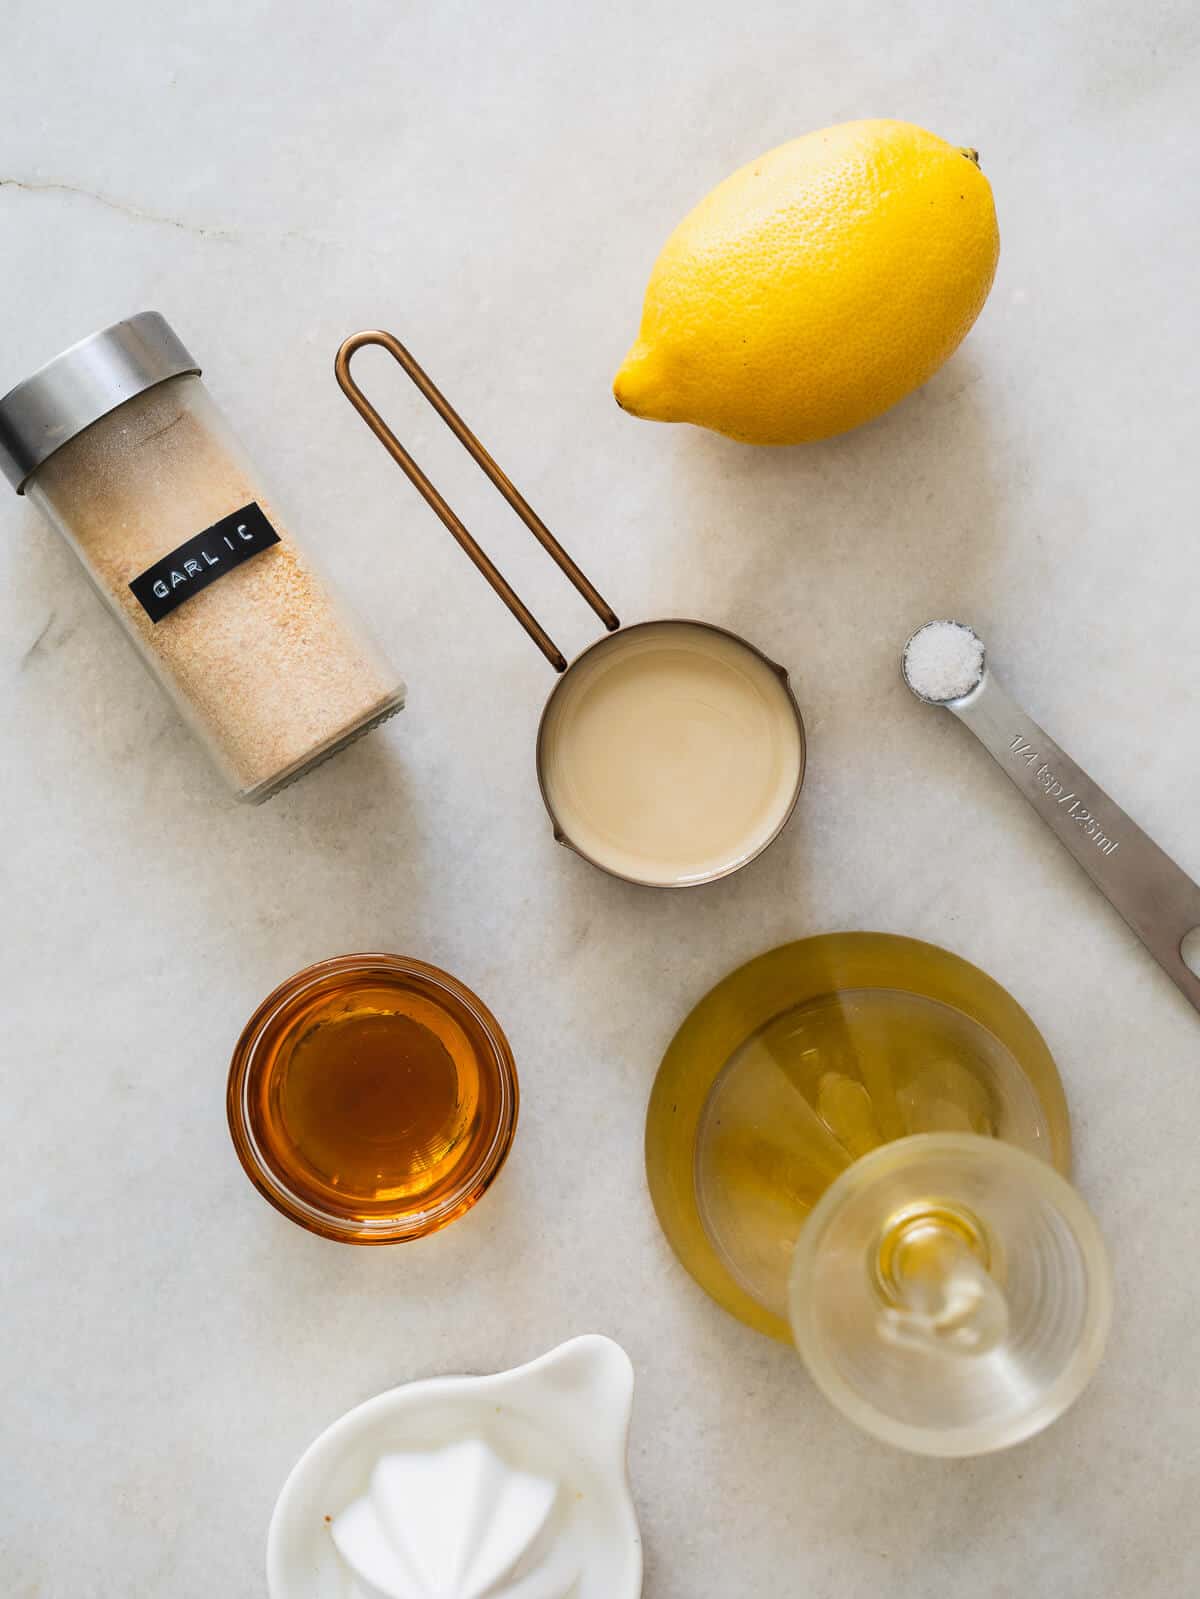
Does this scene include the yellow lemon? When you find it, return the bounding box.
[614,120,999,445]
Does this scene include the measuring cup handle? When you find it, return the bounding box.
[335,330,619,672]
[952,671,1200,1016]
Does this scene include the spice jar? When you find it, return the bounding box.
[0,313,405,800]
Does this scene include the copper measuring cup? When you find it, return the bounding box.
[335,331,806,888]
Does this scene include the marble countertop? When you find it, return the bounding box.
[3,3,1199,1595]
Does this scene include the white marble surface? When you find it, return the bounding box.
[3,3,1199,1595]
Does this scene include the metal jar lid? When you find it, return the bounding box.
[0,312,201,493]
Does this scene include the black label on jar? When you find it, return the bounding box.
[129,502,281,622]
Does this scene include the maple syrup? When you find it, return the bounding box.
[228,955,518,1243]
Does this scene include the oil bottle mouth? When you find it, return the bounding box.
[788,1132,1112,1456]
[874,1200,1010,1359]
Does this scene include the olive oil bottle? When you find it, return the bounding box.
[645,933,1071,1341]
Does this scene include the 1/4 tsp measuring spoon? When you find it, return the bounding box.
[902,620,1200,1017]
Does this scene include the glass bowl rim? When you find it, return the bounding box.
[226,952,519,1244]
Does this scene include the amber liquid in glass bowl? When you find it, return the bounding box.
[228,955,518,1243]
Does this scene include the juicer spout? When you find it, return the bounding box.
[499,1336,636,1466]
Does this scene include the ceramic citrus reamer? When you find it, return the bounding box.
[267,1336,642,1599]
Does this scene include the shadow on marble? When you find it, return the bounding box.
[657,346,1007,632]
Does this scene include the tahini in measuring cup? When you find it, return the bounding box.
[335,331,806,888]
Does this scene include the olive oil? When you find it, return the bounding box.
[645,934,1071,1340]
[694,987,1050,1315]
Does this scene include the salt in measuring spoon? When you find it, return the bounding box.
[902,620,1200,1016]
[335,330,806,888]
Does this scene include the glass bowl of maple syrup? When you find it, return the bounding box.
[227,954,518,1243]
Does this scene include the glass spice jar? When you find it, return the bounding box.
[0,312,405,801]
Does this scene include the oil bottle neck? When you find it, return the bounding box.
[874,1202,1010,1358]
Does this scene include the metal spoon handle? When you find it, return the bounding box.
[951,670,1200,1015]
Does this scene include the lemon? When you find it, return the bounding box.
[614,120,999,445]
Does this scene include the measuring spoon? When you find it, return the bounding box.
[903,621,1200,1017]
